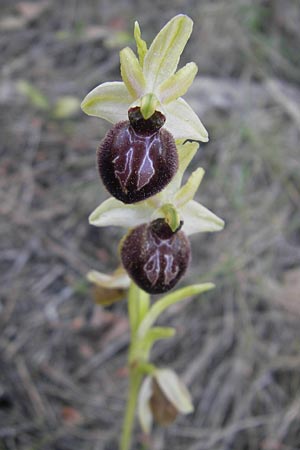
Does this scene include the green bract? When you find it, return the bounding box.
[81,15,208,142]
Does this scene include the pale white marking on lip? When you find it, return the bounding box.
[137,136,155,191]
[163,253,179,284]
[113,146,134,190]
[144,249,160,286]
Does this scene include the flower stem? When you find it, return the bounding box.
[120,282,147,450]
[120,367,142,450]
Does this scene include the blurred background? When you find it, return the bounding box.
[1,1,300,449]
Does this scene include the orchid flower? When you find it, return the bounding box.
[81,15,208,142]
[89,141,224,236]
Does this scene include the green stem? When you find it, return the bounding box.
[120,367,142,450]
[120,282,148,450]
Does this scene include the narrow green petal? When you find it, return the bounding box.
[175,168,205,207]
[153,141,199,204]
[181,200,225,235]
[164,97,209,141]
[143,15,193,89]
[89,197,152,228]
[87,267,130,289]
[158,62,198,104]
[138,376,153,434]
[81,81,131,123]
[176,141,199,187]
[120,47,146,98]
[134,21,147,67]
[155,369,194,414]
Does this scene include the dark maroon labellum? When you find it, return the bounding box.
[121,219,191,294]
[97,108,178,204]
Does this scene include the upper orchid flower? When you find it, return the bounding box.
[81,15,208,143]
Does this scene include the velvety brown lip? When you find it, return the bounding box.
[97,108,178,204]
[120,218,191,294]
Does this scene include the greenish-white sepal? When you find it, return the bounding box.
[81,81,132,123]
[134,21,147,67]
[181,200,225,235]
[158,62,198,104]
[87,267,130,289]
[140,93,160,119]
[155,369,194,414]
[89,197,151,228]
[120,47,146,98]
[158,203,181,232]
[164,97,209,141]
[138,376,153,434]
[138,283,214,337]
[143,15,193,90]
[174,168,205,207]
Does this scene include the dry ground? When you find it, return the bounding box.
[1,1,300,449]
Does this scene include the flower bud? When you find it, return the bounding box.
[97,108,178,204]
[120,218,191,294]
[138,368,194,434]
[150,379,178,426]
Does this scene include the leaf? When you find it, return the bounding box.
[144,327,176,351]
[138,283,215,337]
